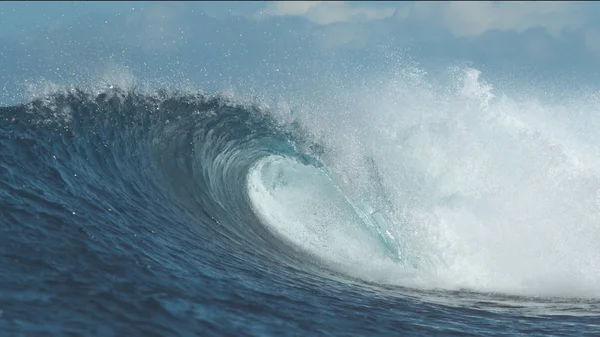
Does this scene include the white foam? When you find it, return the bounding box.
[260,64,600,298]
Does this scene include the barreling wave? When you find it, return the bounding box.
[3,76,600,317]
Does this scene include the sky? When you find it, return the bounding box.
[2,1,600,104]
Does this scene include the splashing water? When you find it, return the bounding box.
[252,66,600,298]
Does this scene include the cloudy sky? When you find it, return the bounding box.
[1,1,600,104]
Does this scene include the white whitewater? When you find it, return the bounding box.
[248,65,600,299]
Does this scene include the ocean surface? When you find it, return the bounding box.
[1,76,600,336]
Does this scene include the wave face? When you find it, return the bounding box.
[1,79,600,335]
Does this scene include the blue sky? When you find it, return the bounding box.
[2,1,600,104]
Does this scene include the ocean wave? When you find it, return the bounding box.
[2,80,600,334]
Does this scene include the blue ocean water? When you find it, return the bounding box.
[1,88,599,336]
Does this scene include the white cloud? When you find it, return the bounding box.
[256,1,591,52]
[268,1,322,17]
[262,1,396,25]
[260,2,587,37]
[412,2,586,37]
